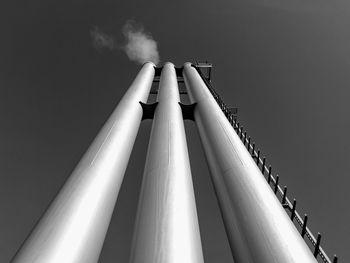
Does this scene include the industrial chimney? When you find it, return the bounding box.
[11,62,337,263]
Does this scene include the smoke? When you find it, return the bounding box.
[121,20,160,65]
[90,20,160,65]
[90,27,115,51]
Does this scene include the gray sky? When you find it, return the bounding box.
[0,0,349,262]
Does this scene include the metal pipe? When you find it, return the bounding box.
[183,62,317,263]
[12,62,156,263]
[130,63,204,263]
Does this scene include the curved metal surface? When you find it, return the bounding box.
[12,62,156,263]
[130,63,204,263]
[183,63,317,263]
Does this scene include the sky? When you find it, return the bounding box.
[1,0,350,262]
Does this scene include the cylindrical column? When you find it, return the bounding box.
[183,63,317,263]
[130,63,204,263]
[12,62,156,263]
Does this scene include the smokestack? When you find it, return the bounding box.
[11,62,155,263]
[183,62,317,263]
[130,63,204,263]
[12,60,334,263]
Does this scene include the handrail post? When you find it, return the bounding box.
[314,233,322,258]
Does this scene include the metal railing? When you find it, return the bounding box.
[194,64,338,263]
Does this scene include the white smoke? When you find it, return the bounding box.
[90,21,160,65]
[122,20,160,65]
[90,27,115,51]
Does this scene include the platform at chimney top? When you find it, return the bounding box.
[150,61,212,95]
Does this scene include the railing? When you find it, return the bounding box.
[194,64,338,263]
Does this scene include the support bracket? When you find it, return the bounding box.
[179,102,197,121]
[139,101,158,120]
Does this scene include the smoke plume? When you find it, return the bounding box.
[90,21,160,65]
[90,27,115,51]
[121,20,160,65]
